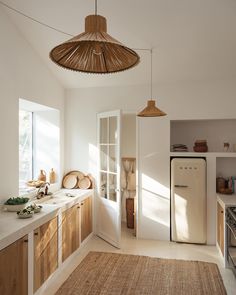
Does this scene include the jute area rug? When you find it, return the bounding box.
[56,251,227,295]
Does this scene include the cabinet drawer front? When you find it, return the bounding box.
[34,217,58,292]
[62,205,80,262]
[81,196,93,242]
[0,235,28,295]
[217,202,224,256]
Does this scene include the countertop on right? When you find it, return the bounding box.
[217,194,236,208]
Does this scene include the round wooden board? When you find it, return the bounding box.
[63,170,85,188]
[68,170,85,180]
[78,177,91,189]
[62,175,78,189]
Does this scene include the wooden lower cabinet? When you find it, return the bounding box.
[62,204,80,262]
[217,202,224,256]
[81,196,93,242]
[34,217,58,292]
[0,235,28,295]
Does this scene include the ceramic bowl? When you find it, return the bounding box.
[26,204,42,213]
[3,203,28,212]
[17,208,34,218]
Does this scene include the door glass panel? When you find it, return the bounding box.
[109,117,117,144]
[99,114,119,202]
[100,172,107,199]
[109,145,117,173]
[100,118,108,144]
[109,173,117,202]
[100,145,108,171]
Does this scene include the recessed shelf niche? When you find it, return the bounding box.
[216,157,236,178]
[170,119,236,153]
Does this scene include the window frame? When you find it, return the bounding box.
[19,109,34,189]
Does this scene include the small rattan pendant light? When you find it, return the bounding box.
[50,0,140,74]
[137,49,166,117]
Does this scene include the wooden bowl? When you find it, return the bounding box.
[193,146,208,152]
[78,177,91,189]
[62,175,78,189]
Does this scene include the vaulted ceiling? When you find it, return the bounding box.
[2,0,236,88]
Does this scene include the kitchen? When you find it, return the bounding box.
[1,0,236,294]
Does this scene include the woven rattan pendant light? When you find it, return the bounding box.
[137,49,166,117]
[50,0,140,73]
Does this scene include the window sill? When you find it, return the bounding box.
[19,183,61,199]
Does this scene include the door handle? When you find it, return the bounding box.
[174,185,188,188]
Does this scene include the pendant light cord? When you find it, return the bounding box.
[0,0,151,52]
[150,48,153,100]
[95,0,97,15]
[0,0,73,37]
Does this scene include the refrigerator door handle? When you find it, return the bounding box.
[174,184,189,188]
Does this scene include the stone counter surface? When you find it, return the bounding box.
[217,194,236,209]
[0,189,93,251]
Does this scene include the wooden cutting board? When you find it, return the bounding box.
[62,175,77,189]
[78,177,91,189]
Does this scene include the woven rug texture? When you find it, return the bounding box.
[56,251,227,295]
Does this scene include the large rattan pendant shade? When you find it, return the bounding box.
[50,15,140,73]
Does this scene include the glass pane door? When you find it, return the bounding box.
[97,110,121,248]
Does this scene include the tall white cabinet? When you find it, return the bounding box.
[137,117,170,240]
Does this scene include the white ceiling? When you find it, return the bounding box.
[2,0,236,88]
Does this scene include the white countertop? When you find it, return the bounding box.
[0,189,93,251]
[217,193,236,208]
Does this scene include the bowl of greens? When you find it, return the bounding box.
[4,197,29,212]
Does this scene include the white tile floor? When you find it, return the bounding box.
[44,225,236,295]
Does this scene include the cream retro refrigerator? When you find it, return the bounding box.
[171,158,207,244]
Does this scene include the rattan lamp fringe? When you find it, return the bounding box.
[50,1,140,74]
[137,49,166,117]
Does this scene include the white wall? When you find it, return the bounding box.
[33,110,60,182]
[65,85,148,174]
[0,8,64,201]
[65,77,236,243]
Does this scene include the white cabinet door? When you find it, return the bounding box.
[97,110,121,248]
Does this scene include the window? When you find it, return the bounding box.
[19,110,33,188]
[19,98,60,194]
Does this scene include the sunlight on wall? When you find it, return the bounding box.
[34,112,60,181]
[141,173,170,227]
[142,173,169,198]
[19,99,60,189]
[89,143,98,178]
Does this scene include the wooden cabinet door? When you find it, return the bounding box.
[0,235,28,295]
[81,196,92,242]
[62,204,80,262]
[34,217,58,292]
[217,202,224,256]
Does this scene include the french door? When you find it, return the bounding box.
[97,110,121,248]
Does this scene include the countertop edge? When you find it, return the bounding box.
[217,193,236,208]
[0,189,94,251]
